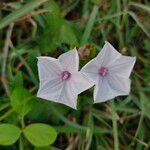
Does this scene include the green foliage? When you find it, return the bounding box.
[140,93,150,119]
[0,0,150,149]
[10,87,33,117]
[0,0,48,29]
[80,5,99,46]
[37,0,78,52]
[34,146,59,150]
[24,123,57,147]
[9,72,23,91]
[60,21,78,46]
[128,11,150,38]
[0,123,57,147]
[0,124,21,145]
[129,2,150,13]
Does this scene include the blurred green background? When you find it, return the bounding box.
[0,0,150,149]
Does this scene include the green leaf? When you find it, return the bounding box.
[45,0,60,15]
[60,22,78,46]
[9,71,23,91]
[0,0,48,29]
[80,5,99,46]
[38,0,78,52]
[0,124,21,145]
[34,147,51,150]
[10,87,32,117]
[38,1,63,52]
[34,146,59,150]
[24,123,57,147]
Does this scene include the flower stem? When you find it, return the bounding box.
[110,100,119,150]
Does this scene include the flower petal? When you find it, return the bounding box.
[94,75,131,103]
[70,71,94,94]
[37,57,62,80]
[37,77,63,100]
[96,41,121,67]
[108,56,136,78]
[58,48,79,71]
[107,75,131,95]
[94,77,114,103]
[59,81,77,109]
[37,79,77,109]
[80,58,99,84]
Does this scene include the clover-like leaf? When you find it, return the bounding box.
[24,123,57,147]
[0,124,21,145]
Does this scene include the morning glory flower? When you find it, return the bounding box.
[37,48,94,109]
[81,41,136,103]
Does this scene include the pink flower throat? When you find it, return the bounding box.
[61,71,71,80]
[98,67,108,77]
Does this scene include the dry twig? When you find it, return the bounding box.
[1,23,14,96]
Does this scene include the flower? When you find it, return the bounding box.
[37,48,94,109]
[81,41,136,103]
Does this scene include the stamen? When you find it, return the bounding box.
[61,71,71,80]
[98,67,108,77]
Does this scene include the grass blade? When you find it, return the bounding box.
[80,5,99,46]
[129,2,150,13]
[128,11,150,38]
[50,105,87,132]
[0,0,48,30]
[97,11,126,23]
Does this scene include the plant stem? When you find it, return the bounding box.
[19,116,25,150]
[19,136,24,150]
[21,115,25,129]
[110,100,119,150]
[1,23,14,96]
[85,107,93,150]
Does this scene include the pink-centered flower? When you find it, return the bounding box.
[37,48,94,109]
[81,41,136,103]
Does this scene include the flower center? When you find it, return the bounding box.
[61,71,71,80]
[98,67,108,77]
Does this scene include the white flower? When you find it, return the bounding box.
[37,48,94,109]
[81,41,136,103]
